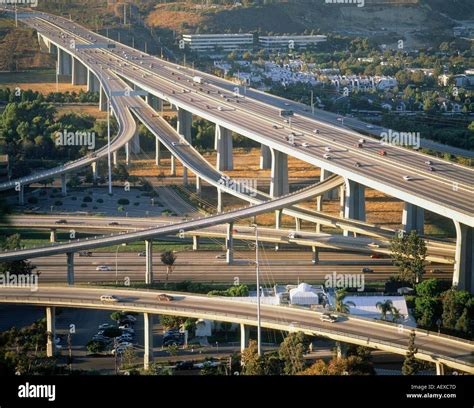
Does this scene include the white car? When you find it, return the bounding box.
[324,147,332,152]
[100,294,118,303]
[288,231,301,239]
[358,138,366,144]
[96,265,111,271]
[217,106,224,111]
[323,154,331,160]
[194,361,219,369]
[302,142,310,148]
[125,315,137,322]
[403,175,413,181]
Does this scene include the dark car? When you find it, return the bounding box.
[175,361,194,371]
[55,219,68,224]
[362,267,374,273]
[79,251,92,257]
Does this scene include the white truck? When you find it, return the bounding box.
[193,76,203,84]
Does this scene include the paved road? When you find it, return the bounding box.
[0,286,472,372]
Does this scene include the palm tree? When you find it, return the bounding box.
[160,251,177,287]
[391,306,404,323]
[376,300,394,321]
[335,289,355,313]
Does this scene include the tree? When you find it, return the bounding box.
[335,289,355,313]
[110,312,123,324]
[376,299,393,320]
[390,231,427,285]
[121,347,138,369]
[86,340,106,354]
[241,340,264,375]
[402,330,419,376]
[441,288,472,333]
[161,251,177,286]
[278,332,310,375]
[0,234,36,276]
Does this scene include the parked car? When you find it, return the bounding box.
[194,360,219,369]
[98,323,114,330]
[175,361,194,370]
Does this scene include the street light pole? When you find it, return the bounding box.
[252,224,261,356]
[107,97,112,195]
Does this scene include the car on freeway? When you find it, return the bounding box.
[302,142,310,148]
[313,129,319,134]
[324,147,332,152]
[55,219,68,224]
[370,254,383,259]
[378,150,387,156]
[429,268,443,274]
[362,268,374,273]
[96,265,112,271]
[368,242,380,248]
[425,160,433,165]
[428,166,435,172]
[359,138,366,144]
[403,175,413,181]
[356,143,363,148]
[157,294,174,302]
[320,313,338,323]
[100,294,119,302]
[288,231,301,239]
[137,251,146,257]
[215,254,226,259]
[323,154,332,160]
[79,251,92,257]
[108,222,119,226]
[217,106,224,111]
[354,162,362,168]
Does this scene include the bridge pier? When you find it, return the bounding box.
[87,70,100,93]
[146,94,163,112]
[72,58,88,86]
[131,132,141,154]
[192,236,199,251]
[275,209,282,251]
[195,176,201,195]
[113,151,118,167]
[170,156,176,176]
[321,169,337,200]
[67,252,74,286]
[99,86,107,112]
[155,138,161,165]
[145,240,153,285]
[260,144,271,169]
[402,203,424,235]
[217,188,223,213]
[435,362,445,376]
[183,167,188,185]
[125,143,130,166]
[46,306,56,357]
[295,218,302,231]
[61,174,67,197]
[215,125,233,171]
[91,162,99,182]
[37,33,50,52]
[18,185,24,206]
[226,223,234,264]
[339,184,345,218]
[270,149,289,198]
[177,108,192,143]
[453,222,473,294]
[58,49,72,77]
[343,179,365,236]
[50,229,57,243]
[312,246,319,265]
[240,323,250,356]
[143,312,154,371]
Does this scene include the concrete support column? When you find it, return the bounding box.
[270,149,289,198]
[67,252,74,286]
[215,125,233,171]
[343,179,365,236]
[275,209,282,251]
[177,108,192,143]
[72,57,88,85]
[240,323,250,354]
[49,42,58,56]
[183,167,188,185]
[50,229,57,243]
[453,222,473,294]
[99,86,107,112]
[61,174,67,197]
[91,162,98,181]
[18,185,24,206]
[143,312,153,370]
[217,189,223,213]
[402,203,425,235]
[131,132,141,154]
[295,218,302,231]
[87,69,100,93]
[195,176,201,195]
[226,223,234,264]
[146,94,163,112]
[192,236,199,251]
[155,138,161,165]
[46,306,56,357]
[58,49,72,76]
[113,151,118,167]
[37,33,49,52]
[435,362,445,376]
[125,143,130,166]
[339,185,345,218]
[170,156,176,176]
[312,247,319,265]
[145,240,153,285]
[260,144,271,169]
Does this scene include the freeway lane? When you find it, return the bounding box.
[30,251,452,284]
[0,286,472,372]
